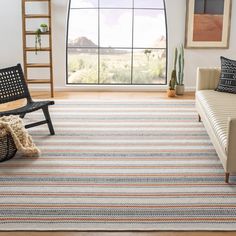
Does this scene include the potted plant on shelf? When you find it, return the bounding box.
[167,48,177,97]
[40,23,48,33]
[35,28,42,55]
[176,44,185,95]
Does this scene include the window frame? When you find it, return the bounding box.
[66,0,168,85]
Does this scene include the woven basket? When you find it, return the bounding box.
[0,131,17,162]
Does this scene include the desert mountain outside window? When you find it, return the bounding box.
[67,0,167,85]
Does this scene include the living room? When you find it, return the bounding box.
[0,0,236,235]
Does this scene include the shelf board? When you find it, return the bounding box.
[25,0,50,2]
[26,47,51,52]
[26,63,51,68]
[24,14,50,18]
[27,79,51,84]
[26,30,50,35]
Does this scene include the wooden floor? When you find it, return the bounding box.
[0,232,235,236]
[30,91,195,100]
[1,91,235,235]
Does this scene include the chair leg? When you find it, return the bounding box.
[225,172,230,183]
[42,106,55,135]
[198,114,201,122]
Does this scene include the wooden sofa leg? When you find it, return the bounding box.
[225,173,230,183]
[198,114,201,122]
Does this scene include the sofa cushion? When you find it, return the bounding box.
[196,90,236,151]
[216,57,236,94]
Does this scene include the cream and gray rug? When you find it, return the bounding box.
[0,100,236,231]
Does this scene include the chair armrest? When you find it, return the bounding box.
[196,67,221,91]
[227,118,236,171]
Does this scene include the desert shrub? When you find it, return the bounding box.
[68,69,98,84]
[68,52,166,84]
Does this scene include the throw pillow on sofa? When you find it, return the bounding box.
[216,56,236,94]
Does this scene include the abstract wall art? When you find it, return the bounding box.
[185,0,232,48]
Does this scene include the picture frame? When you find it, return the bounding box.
[185,0,232,49]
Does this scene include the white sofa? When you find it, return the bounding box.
[196,68,236,183]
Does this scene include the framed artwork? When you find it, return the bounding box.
[185,0,232,48]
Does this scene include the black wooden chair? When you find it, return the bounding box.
[0,64,55,135]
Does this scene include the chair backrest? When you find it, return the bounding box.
[0,64,32,104]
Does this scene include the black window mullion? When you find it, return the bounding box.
[68,47,166,50]
[98,0,100,84]
[131,0,135,85]
[70,8,165,10]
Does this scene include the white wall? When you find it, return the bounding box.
[0,0,22,68]
[166,0,236,89]
[0,0,235,91]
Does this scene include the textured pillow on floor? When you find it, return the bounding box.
[216,56,236,94]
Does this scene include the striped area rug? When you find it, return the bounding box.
[0,99,236,231]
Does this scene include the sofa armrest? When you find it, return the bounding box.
[227,118,236,172]
[196,68,221,91]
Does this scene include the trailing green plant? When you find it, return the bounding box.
[177,44,184,85]
[35,28,42,55]
[169,47,177,90]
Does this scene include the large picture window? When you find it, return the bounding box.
[67,0,167,85]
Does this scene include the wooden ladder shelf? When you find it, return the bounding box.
[21,0,54,97]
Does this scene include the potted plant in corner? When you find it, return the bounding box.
[167,48,177,97]
[40,23,48,33]
[176,44,185,95]
[35,28,42,55]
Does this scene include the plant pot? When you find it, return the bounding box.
[40,26,48,33]
[176,84,185,95]
[167,89,176,97]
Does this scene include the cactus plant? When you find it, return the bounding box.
[168,48,178,90]
[177,44,184,85]
[169,71,176,90]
